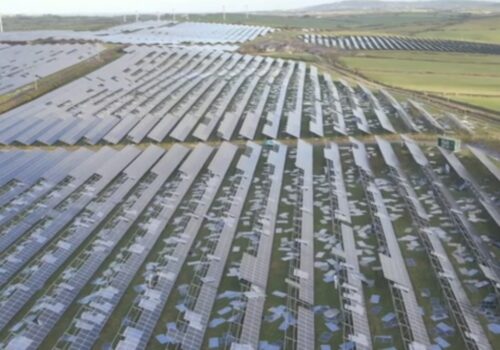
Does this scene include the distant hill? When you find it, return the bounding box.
[298,0,500,13]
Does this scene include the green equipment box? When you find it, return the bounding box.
[438,137,461,152]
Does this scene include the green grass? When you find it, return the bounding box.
[339,51,500,112]
[452,95,500,113]
[416,14,500,44]
[184,12,464,32]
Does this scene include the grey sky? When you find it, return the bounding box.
[1,0,497,15]
[1,0,320,15]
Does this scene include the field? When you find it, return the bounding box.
[416,14,500,44]
[338,51,500,112]
[186,12,464,33]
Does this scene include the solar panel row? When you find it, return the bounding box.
[175,143,261,350]
[324,143,372,349]
[377,136,492,350]
[302,34,500,55]
[351,137,431,349]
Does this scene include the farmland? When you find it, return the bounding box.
[415,14,500,44]
[338,51,500,112]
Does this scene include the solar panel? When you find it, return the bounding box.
[176,142,261,350]
[350,137,373,177]
[439,147,500,227]
[296,140,315,305]
[302,34,500,54]
[112,144,237,349]
[0,148,142,335]
[296,306,314,349]
[367,182,431,347]
[468,145,500,182]
[309,66,324,137]
[406,137,500,288]
[285,62,306,138]
[263,62,295,138]
[408,100,444,132]
[0,44,104,94]
[425,229,493,350]
[239,142,287,347]
[51,146,193,349]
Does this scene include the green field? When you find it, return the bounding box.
[416,14,500,44]
[185,12,464,32]
[338,51,500,112]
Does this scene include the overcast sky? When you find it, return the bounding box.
[1,0,497,15]
[0,0,322,15]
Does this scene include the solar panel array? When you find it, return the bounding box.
[100,22,272,45]
[0,21,272,45]
[0,43,104,94]
[377,136,493,350]
[0,136,497,349]
[351,137,431,349]
[302,34,500,55]
[173,143,261,350]
[0,45,455,146]
[0,18,499,350]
